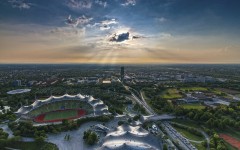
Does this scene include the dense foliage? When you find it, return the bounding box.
[83,130,98,145]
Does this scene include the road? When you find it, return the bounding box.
[123,84,155,115]
[143,114,176,122]
[123,84,176,123]
[131,92,154,115]
[140,90,156,115]
[0,123,14,138]
[162,122,197,150]
[171,122,210,150]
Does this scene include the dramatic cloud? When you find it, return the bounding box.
[67,0,92,9]
[65,15,93,27]
[1,0,240,64]
[100,19,118,30]
[121,0,136,6]
[109,32,130,42]
[86,18,118,31]
[8,0,31,9]
[100,25,110,31]
[101,19,118,25]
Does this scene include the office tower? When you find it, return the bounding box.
[121,66,124,82]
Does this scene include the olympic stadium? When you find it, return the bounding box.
[15,94,109,123]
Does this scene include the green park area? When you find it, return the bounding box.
[180,103,206,110]
[159,88,183,99]
[224,141,238,150]
[173,126,205,150]
[171,122,206,150]
[173,126,204,141]
[171,119,201,128]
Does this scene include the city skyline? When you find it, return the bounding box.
[0,0,240,64]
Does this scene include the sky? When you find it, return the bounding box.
[0,0,240,64]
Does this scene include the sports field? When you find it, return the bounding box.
[44,109,77,121]
[220,134,240,149]
[34,109,86,123]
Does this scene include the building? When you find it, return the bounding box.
[13,80,21,87]
[121,66,124,82]
[15,94,110,122]
[98,124,162,150]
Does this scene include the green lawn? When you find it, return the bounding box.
[160,88,183,99]
[224,141,238,150]
[5,141,58,150]
[173,126,204,141]
[171,120,207,150]
[180,103,206,110]
[180,87,208,92]
[44,109,78,121]
[171,119,203,130]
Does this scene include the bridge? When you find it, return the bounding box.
[142,114,176,122]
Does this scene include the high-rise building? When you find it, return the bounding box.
[121,66,124,82]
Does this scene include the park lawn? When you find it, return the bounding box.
[180,87,208,92]
[171,119,203,129]
[5,141,58,150]
[211,88,224,95]
[159,88,183,99]
[180,103,206,110]
[223,141,238,150]
[44,109,77,121]
[173,126,204,141]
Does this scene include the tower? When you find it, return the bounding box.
[121,66,124,82]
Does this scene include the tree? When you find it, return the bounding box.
[187,112,194,119]
[35,136,45,143]
[163,144,168,150]
[83,130,98,145]
[118,121,124,126]
[62,119,69,126]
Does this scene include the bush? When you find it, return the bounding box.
[83,130,98,145]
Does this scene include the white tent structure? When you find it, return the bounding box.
[15,94,109,120]
[98,124,162,150]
